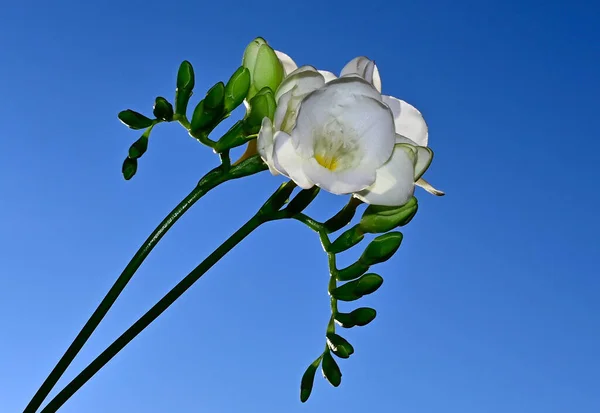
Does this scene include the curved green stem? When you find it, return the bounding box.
[24,159,266,413]
[38,182,296,413]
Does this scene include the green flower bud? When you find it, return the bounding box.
[244,87,276,133]
[330,273,383,302]
[175,60,195,115]
[329,225,364,254]
[336,261,369,282]
[326,334,354,359]
[224,67,251,112]
[204,82,225,110]
[122,157,137,180]
[153,97,174,121]
[335,308,377,328]
[242,37,284,100]
[118,110,153,130]
[359,196,418,234]
[128,135,148,159]
[321,351,342,387]
[360,232,403,266]
[300,357,321,403]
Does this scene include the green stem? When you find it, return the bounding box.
[38,182,296,413]
[24,160,264,413]
[293,215,339,337]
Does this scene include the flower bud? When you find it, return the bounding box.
[242,37,284,100]
[224,67,251,113]
[244,87,276,133]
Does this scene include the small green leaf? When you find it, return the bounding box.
[350,307,377,326]
[205,82,225,110]
[300,357,321,403]
[333,312,355,328]
[175,60,195,115]
[336,261,369,282]
[354,273,384,296]
[122,157,137,180]
[153,97,174,121]
[360,232,403,266]
[359,196,418,234]
[326,334,354,359]
[224,66,250,112]
[329,225,364,254]
[128,135,148,159]
[285,187,320,215]
[321,351,342,387]
[118,110,153,130]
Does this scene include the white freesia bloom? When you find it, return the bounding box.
[256,53,444,206]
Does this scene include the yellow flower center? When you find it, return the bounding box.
[315,153,339,171]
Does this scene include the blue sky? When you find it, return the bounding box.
[1,0,599,412]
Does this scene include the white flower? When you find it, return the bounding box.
[257,54,444,206]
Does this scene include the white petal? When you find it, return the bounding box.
[275,66,324,101]
[303,158,376,194]
[354,144,416,206]
[416,178,445,196]
[256,117,279,175]
[275,50,298,76]
[382,95,428,147]
[340,56,382,92]
[272,131,314,189]
[291,79,394,169]
[395,134,417,145]
[319,70,338,83]
[414,146,433,180]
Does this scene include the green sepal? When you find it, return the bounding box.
[329,225,364,254]
[321,351,342,387]
[326,333,354,359]
[128,135,148,159]
[336,261,369,282]
[224,66,251,113]
[118,110,153,130]
[330,273,383,302]
[175,60,195,115]
[285,187,320,216]
[360,232,403,266]
[359,196,418,233]
[300,356,321,403]
[153,97,174,121]
[122,157,137,180]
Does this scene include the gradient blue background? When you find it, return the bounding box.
[1,0,599,412]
